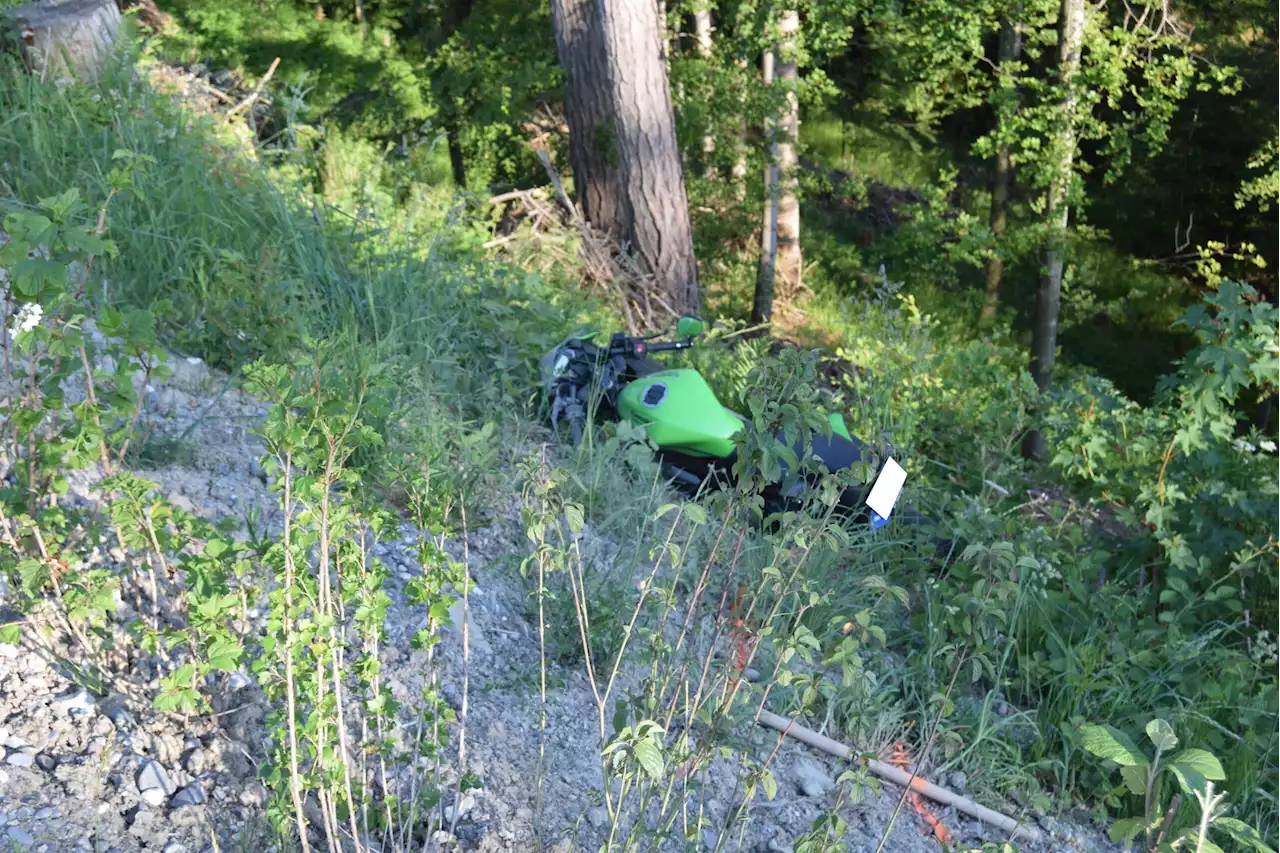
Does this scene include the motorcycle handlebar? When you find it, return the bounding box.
[643,339,693,353]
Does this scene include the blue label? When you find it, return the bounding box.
[870,510,889,529]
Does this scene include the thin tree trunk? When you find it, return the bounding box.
[732,57,749,199]
[550,0,632,238]
[752,45,778,327]
[1023,0,1086,460]
[658,0,670,64]
[353,0,362,24]
[747,44,778,326]
[445,118,467,190]
[694,5,715,168]
[597,0,701,316]
[774,10,802,300]
[979,18,1023,326]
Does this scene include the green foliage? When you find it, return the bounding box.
[1044,282,1279,627]
[158,0,434,137]
[1080,718,1273,853]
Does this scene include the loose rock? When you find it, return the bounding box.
[171,783,206,809]
[52,688,96,713]
[136,759,175,806]
[792,757,833,798]
[6,826,35,847]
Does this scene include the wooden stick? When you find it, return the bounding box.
[755,710,1046,845]
[225,56,280,120]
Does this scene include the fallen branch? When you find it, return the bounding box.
[755,709,1046,845]
[225,56,279,120]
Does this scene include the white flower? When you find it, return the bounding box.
[9,302,43,337]
[1260,440,1277,453]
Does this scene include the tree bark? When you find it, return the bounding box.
[445,119,467,190]
[596,0,701,316]
[693,5,715,167]
[4,0,121,84]
[752,44,778,328]
[979,18,1023,327]
[1023,0,1086,460]
[549,0,632,239]
[774,10,802,300]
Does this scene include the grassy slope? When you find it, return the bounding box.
[2,40,1275,847]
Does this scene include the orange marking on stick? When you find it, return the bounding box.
[888,742,954,846]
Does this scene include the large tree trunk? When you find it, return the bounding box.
[979,18,1023,327]
[4,0,121,84]
[1023,0,1086,460]
[774,10,802,300]
[549,0,632,240]
[752,44,778,327]
[445,119,467,190]
[597,0,701,316]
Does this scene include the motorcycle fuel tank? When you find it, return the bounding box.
[617,369,742,458]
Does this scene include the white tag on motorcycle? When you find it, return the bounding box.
[866,457,907,521]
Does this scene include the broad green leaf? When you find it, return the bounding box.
[1146,718,1178,752]
[1080,725,1147,766]
[1119,764,1149,795]
[1108,817,1145,843]
[1214,817,1278,853]
[1169,748,1226,794]
[633,739,664,781]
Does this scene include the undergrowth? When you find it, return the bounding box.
[0,39,1276,853]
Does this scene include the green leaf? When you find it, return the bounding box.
[1119,764,1149,795]
[564,503,584,534]
[1146,718,1178,752]
[1080,725,1148,766]
[1214,817,1278,853]
[1108,817,1145,844]
[0,623,20,645]
[761,768,777,801]
[1169,748,1226,794]
[633,739,664,781]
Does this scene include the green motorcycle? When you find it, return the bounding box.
[541,316,936,535]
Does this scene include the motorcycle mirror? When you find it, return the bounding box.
[676,315,704,338]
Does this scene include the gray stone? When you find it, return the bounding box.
[137,759,175,799]
[6,749,34,767]
[162,843,187,853]
[34,754,56,773]
[226,672,252,692]
[792,757,833,798]
[168,356,209,391]
[3,732,26,749]
[181,748,206,776]
[33,808,52,820]
[51,688,95,713]
[171,783,206,809]
[948,771,967,795]
[586,807,607,829]
[702,829,718,851]
[6,826,35,847]
[106,705,134,729]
